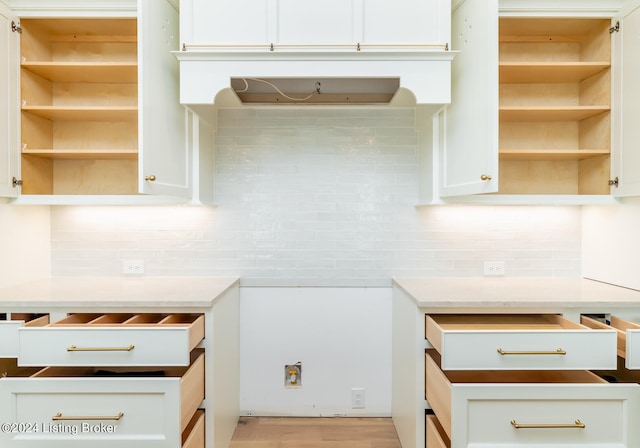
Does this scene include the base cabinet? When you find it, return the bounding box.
[391,280,640,448]
[0,283,239,448]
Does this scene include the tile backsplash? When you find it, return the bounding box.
[51,108,581,285]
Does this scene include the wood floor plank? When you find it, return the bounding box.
[229,417,401,448]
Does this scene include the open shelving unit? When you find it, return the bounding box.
[19,18,139,195]
[498,18,612,195]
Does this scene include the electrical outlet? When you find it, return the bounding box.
[284,363,302,388]
[351,388,365,409]
[484,261,505,276]
[122,260,145,275]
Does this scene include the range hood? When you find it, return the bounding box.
[230,77,400,104]
[175,46,456,107]
[175,0,455,107]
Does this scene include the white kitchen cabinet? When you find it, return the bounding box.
[424,0,640,204]
[391,277,640,448]
[0,1,18,198]
[3,0,197,203]
[0,277,240,448]
[180,0,450,48]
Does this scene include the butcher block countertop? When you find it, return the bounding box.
[393,277,640,312]
[0,277,239,309]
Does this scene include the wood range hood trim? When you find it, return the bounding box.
[173,46,457,107]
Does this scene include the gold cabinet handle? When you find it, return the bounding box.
[144,175,156,182]
[497,348,566,356]
[480,174,492,181]
[67,345,135,352]
[52,412,124,421]
[511,419,585,429]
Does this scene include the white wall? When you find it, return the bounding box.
[0,203,50,286]
[582,197,640,290]
[239,286,391,416]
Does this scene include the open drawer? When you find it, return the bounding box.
[18,313,204,367]
[426,314,617,370]
[582,315,640,370]
[426,414,450,448]
[0,314,49,358]
[0,349,204,448]
[425,349,640,448]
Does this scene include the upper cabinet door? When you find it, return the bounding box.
[138,0,190,197]
[180,0,449,46]
[0,2,18,198]
[440,0,499,197]
[611,0,640,197]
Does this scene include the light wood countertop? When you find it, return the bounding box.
[0,277,239,309]
[393,277,640,311]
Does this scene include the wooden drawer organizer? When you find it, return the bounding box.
[18,313,204,367]
[0,314,49,358]
[19,18,139,195]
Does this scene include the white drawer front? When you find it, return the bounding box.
[454,384,640,447]
[0,378,183,448]
[625,329,640,369]
[18,327,193,366]
[1,316,48,358]
[0,322,23,358]
[440,330,616,370]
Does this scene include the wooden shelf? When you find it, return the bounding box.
[21,62,138,83]
[500,62,609,83]
[22,106,138,122]
[499,106,609,122]
[500,149,610,161]
[21,149,138,160]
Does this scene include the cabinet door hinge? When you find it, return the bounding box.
[609,177,619,187]
[11,21,22,33]
[609,21,620,34]
[12,177,22,188]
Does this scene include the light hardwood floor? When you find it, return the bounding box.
[229,417,402,448]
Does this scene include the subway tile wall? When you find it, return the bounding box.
[51,108,581,285]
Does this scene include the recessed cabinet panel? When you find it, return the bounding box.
[277,0,353,44]
[363,0,444,44]
[138,0,189,197]
[181,0,269,44]
[441,0,499,196]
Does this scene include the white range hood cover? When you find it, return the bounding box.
[174,45,456,106]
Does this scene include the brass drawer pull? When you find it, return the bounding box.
[52,412,124,421]
[497,348,566,356]
[511,419,585,429]
[67,345,135,352]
